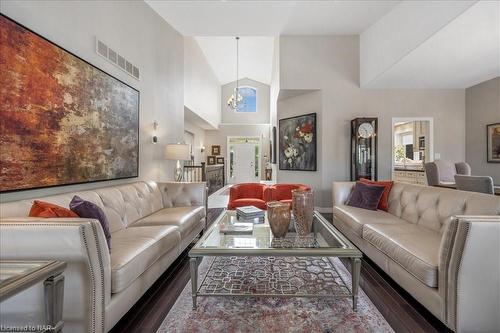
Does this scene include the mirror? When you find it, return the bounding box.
[392,118,433,183]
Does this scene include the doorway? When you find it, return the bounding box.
[227,136,261,184]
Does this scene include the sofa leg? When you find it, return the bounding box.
[351,257,361,311]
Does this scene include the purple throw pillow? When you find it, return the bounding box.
[70,195,111,251]
[346,182,386,211]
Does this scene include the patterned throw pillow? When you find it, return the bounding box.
[70,195,112,251]
[359,178,394,211]
[346,182,386,211]
[29,200,79,218]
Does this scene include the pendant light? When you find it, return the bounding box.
[227,37,244,110]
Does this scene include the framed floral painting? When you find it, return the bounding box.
[279,113,317,171]
[487,123,500,163]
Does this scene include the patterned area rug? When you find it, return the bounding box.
[157,256,393,333]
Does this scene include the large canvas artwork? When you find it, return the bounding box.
[0,15,139,192]
[487,123,500,163]
[279,113,317,171]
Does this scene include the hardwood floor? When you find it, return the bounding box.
[110,209,449,333]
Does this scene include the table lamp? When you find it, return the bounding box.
[165,143,190,182]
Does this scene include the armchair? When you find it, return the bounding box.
[269,183,311,205]
[227,183,270,210]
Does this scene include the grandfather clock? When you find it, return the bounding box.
[351,118,378,181]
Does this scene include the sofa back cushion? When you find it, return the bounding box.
[388,182,500,232]
[229,183,266,200]
[270,184,311,201]
[0,181,163,233]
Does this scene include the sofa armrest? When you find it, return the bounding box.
[438,216,500,332]
[332,182,355,206]
[157,182,207,209]
[0,218,111,333]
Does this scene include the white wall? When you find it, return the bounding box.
[360,0,475,87]
[205,124,271,181]
[184,121,206,165]
[465,77,500,184]
[1,0,184,202]
[221,78,270,124]
[278,35,465,207]
[184,37,221,129]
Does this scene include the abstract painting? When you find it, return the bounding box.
[279,113,317,171]
[487,123,500,163]
[0,15,139,192]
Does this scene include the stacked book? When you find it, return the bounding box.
[236,206,265,224]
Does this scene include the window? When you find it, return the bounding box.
[236,87,257,113]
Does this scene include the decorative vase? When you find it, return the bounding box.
[292,189,314,236]
[266,201,291,238]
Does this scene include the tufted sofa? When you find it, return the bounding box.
[332,181,500,332]
[0,181,206,333]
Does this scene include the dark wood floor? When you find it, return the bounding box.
[110,209,450,333]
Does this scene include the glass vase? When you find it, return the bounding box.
[292,189,314,236]
[267,201,291,238]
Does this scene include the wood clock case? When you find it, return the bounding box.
[351,118,378,181]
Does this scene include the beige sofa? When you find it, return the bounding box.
[332,181,500,332]
[0,181,206,333]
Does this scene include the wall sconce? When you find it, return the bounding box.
[152,121,158,144]
[201,145,206,153]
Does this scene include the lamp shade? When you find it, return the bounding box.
[165,143,190,161]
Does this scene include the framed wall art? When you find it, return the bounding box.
[0,14,139,192]
[207,156,216,165]
[211,145,221,156]
[487,123,500,163]
[279,113,317,171]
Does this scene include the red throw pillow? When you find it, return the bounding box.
[359,179,394,211]
[29,200,78,218]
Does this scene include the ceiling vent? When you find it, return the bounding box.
[96,38,140,81]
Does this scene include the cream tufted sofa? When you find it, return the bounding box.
[0,181,206,333]
[332,181,500,332]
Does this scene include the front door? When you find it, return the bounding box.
[232,144,258,183]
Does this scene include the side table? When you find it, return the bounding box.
[0,260,67,333]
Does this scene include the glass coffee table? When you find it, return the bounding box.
[189,210,362,310]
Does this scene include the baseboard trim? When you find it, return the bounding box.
[315,206,333,213]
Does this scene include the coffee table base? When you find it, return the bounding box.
[190,256,361,311]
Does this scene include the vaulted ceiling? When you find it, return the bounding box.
[147,1,499,89]
[146,1,399,36]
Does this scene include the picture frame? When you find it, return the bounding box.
[487,123,500,163]
[211,145,221,156]
[0,14,139,193]
[279,113,317,171]
[207,156,216,165]
[216,157,224,164]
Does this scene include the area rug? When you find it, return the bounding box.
[157,256,393,333]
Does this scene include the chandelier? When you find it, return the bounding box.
[227,37,244,110]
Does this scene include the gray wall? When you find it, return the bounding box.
[184,121,206,165]
[465,77,500,184]
[277,91,324,203]
[222,78,270,124]
[1,0,184,202]
[278,36,466,207]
